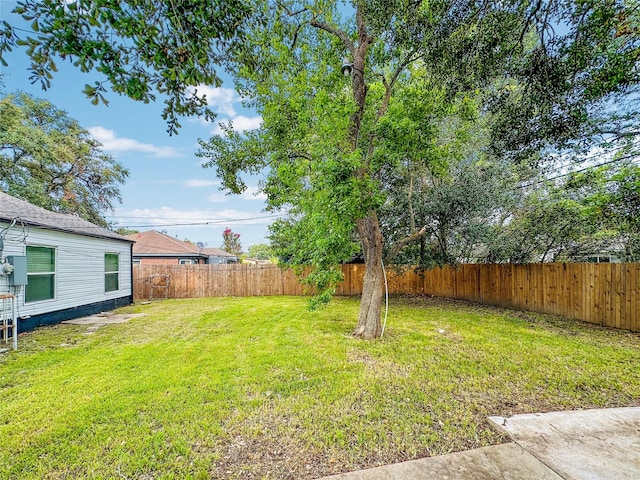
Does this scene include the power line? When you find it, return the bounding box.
[520,154,640,188]
[105,214,218,220]
[543,140,639,174]
[3,212,283,232]
[112,214,285,229]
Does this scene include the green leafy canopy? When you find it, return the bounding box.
[0,0,253,134]
[0,92,128,226]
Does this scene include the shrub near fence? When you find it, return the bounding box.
[133,263,640,333]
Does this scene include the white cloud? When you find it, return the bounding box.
[187,85,262,135]
[229,115,263,132]
[183,179,220,188]
[207,193,228,203]
[241,185,268,201]
[206,185,266,202]
[212,115,263,135]
[193,85,238,117]
[89,126,182,158]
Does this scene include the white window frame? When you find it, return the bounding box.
[25,245,57,303]
[179,259,195,265]
[105,253,120,293]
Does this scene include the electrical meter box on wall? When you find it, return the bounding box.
[7,256,27,286]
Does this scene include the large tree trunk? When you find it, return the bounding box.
[353,212,384,339]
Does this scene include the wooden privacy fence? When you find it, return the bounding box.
[133,263,640,332]
[133,264,308,300]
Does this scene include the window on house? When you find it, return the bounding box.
[26,246,56,303]
[105,253,120,292]
[133,260,141,266]
[179,259,195,265]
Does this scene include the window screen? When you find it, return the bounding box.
[26,246,55,302]
[105,253,119,292]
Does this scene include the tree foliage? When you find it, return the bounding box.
[576,162,640,261]
[115,227,139,236]
[198,0,640,337]
[0,0,253,134]
[484,181,603,263]
[247,243,274,260]
[0,92,128,226]
[376,81,525,267]
[602,164,640,260]
[479,160,640,264]
[484,0,640,163]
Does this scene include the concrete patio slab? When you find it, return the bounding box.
[488,407,640,480]
[318,407,640,480]
[318,443,562,480]
[62,312,146,332]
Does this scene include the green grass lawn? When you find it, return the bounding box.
[1,296,639,479]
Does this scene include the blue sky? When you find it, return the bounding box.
[0,2,274,250]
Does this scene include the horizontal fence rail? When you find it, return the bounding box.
[133,263,640,333]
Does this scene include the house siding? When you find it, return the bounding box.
[0,222,132,326]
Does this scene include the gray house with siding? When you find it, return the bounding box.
[0,192,133,332]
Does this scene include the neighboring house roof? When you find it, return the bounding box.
[201,247,238,258]
[125,230,236,258]
[125,230,200,256]
[0,191,131,242]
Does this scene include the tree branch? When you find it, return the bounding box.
[291,22,303,49]
[364,51,422,162]
[287,152,312,161]
[377,51,420,121]
[275,1,308,17]
[408,176,416,232]
[384,225,428,263]
[309,19,354,53]
[520,0,544,47]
